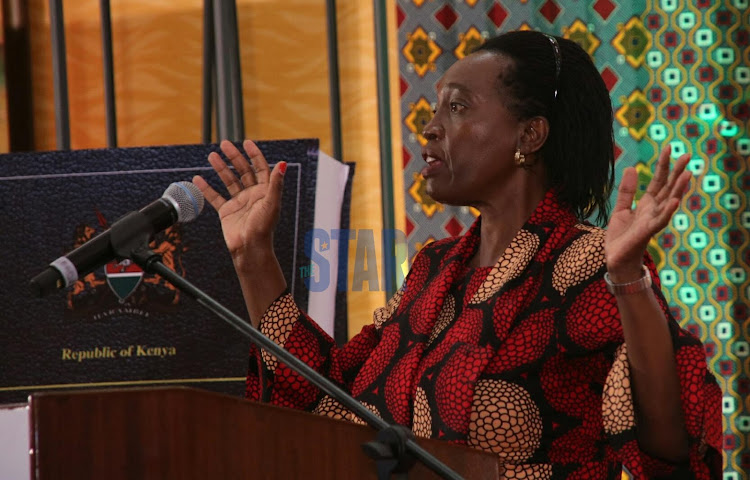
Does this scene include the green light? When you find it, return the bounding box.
[698,305,716,322]
[716,322,733,341]
[719,120,738,137]
[702,174,721,193]
[678,12,696,29]
[688,232,709,248]
[681,86,699,103]
[673,213,690,231]
[735,67,750,84]
[729,267,746,283]
[649,123,667,141]
[698,103,719,121]
[722,396,736,414]
[687,158,705,175]
[738,416,750,433]
[695,28,713,47]
[647,51,663,68]
[661,0,678,12]
[708,248,728,267]
[721,193,740,210]
[670,140,687,156]
[663,67,681,86]
[660,269,678,287]
[679,286,698,304]
[715,48,735,65]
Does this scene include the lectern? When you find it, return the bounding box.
[2,387,501,479]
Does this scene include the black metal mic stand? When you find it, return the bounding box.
[109,218,463,480]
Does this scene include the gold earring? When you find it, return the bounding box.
[515,148,526,166]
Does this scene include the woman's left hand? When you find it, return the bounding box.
[605,145,693,281]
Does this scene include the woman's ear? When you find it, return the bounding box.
[520,116,549,154]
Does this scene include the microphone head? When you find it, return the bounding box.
[163,181,205,223]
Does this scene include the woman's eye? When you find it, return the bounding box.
[449,102,465,113]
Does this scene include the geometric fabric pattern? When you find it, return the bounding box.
[397,1,749,478]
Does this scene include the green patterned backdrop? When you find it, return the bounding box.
[396,0,749,477]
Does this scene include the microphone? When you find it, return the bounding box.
[30,181,204,297]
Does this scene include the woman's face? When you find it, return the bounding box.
[421,51,524,206]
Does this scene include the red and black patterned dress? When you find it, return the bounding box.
[246,191,722,479]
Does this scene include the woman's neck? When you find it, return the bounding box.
[470,182,548,268]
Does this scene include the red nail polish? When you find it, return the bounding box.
[279,162,287,175]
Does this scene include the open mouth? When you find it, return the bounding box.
[421,152,445,177]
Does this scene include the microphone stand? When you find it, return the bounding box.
[109,218,463,480]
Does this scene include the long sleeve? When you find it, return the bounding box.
[602,327,723,479]
[541,224,722,478]
[245,286,405,413]
[595,261,723,478]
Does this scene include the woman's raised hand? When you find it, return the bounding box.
[605,145,692,281]
[192,140,286,258]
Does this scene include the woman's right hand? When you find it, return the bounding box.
[193,140,288,326]
[192,140,287,259]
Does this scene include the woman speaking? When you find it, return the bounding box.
[193,30,721,479]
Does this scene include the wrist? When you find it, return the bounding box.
[231,242,277,273]
[605,265,652,296]
[605,263,645,284]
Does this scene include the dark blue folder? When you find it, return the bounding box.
[0,140,326,403]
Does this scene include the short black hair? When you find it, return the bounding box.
[476,30,615,225]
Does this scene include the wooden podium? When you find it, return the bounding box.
[17,387,500,479]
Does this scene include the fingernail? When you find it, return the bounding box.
[279,162,287,175]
